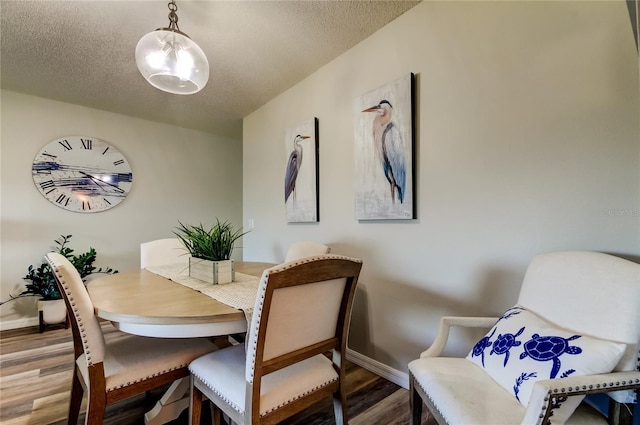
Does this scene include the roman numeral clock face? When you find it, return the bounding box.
[32,136,133,213]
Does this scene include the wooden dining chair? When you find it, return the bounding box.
[284,240,330,262]
[45,252,217,425]
[189,254,363,425]
[140,237,187,269]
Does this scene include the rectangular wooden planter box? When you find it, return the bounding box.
[189,257,235,284]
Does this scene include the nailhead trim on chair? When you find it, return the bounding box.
[414,369,640,425]
[192,372,244,414]
[191,372,339,417]
[246,254,362,382]
[535,375,640,425]
[260,378,339,416]
[246,272,268,383]
[106,363,189,391]
[54,264,191,389]
[636,352,640,404]
[54,268,94,365]
[411,373,447,423]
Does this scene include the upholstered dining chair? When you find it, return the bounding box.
[45,252,216,425]
[189,254,363,425]
[409,251,640,425]
[140,237,187,269]
[284,240,330,262]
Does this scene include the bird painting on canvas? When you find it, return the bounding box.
[362,100,406,204]
[284,134,310,203]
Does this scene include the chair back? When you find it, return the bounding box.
[45,252,106,366]
[517,251,639,371]
[284,241,330,262]
[140,238,187,268]
[245,254,362,382]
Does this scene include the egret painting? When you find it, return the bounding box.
[354,73,414,220]
[284,118,319,222]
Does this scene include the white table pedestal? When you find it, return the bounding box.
[144,378,190,425]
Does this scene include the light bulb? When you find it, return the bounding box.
[135,29,209,95]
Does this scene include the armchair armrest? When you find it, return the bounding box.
[523,370,640,425]
[420,315,499,358]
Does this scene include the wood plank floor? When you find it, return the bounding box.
[0,322,435,425]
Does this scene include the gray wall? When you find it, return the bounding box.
[0,91,244,328]
[241,1,640,373]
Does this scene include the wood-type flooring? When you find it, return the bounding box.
[0,322,435,425]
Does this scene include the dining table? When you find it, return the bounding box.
[87,260,276,425]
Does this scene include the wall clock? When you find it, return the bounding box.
[32,136,133,213]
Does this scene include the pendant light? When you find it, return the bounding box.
[135,0,209,95]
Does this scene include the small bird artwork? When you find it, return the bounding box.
[362,100,406,204]
[284,134,310,203]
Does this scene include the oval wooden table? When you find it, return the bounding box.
[86,261,275,425]
[87,261,275,338]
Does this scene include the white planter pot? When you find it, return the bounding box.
[189,257,235,284]
[37,298,68,332]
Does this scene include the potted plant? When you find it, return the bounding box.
[20,235,118,332]
[174,219,249,284]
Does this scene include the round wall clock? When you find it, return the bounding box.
[32,136,133,213]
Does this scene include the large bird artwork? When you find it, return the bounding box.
[284,134,310,203]
[362,100,406,204]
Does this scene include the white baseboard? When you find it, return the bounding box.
[0,317,38,331]
[346,348,409,390]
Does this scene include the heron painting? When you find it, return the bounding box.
[354,73,414,220]
[284,118,319,222]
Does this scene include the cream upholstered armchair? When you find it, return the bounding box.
[409,251,640,425]
[45,252,216,424]
[189,254,362,425]
[284,240,330,262]
[140,237,187,269]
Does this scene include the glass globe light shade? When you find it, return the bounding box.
[135,29,209,95]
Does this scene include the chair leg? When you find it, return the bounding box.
[84,388,107,425]
[190,377,203,425]
[213,405,225,425]
[409,375,423,425]
[68,368,84,425]
[333,384,348,425]
[608,399,634,425]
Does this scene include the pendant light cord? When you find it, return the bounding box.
[167,1,180,32]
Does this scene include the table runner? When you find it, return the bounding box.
[145,263,261,323]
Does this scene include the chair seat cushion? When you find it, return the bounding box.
[408,357,608,425]
[189,344,339,417]
[77,334,216,392]
[410,357,526,424]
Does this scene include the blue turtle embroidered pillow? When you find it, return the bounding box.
[466,306,626,413]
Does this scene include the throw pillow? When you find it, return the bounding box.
[466,305,626,422]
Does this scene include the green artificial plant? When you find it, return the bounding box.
[174,219,249,262]
[20,235,118,300]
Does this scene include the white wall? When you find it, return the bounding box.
[0,90,243,328]
[242,1,640,372]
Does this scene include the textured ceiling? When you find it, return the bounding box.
[1,0,420,138]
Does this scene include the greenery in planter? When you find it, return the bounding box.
[174,219,249,261]
[19,235,118,301]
